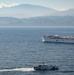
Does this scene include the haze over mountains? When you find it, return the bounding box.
[0,4,74,18]
[0,4,57,18]
[0,4,74,26]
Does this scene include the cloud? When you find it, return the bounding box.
[0,3,19,8]
[55,8,68,11]
[58,9,68,11]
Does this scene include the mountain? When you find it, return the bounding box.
[0,16,74,26]
[61,9,74,16]
[0,4,74,18]
[0,4,74,26]
[51,9,74,16]
[0,4,57,18]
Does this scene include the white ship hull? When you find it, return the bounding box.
[42,35,74,44]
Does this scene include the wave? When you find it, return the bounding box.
[59,70,74,73]
[0,68,35,72]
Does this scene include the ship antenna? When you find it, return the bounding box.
[43,62,45,65]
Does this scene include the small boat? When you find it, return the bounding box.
[33,62,58,71]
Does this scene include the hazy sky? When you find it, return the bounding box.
[0,0,74,10]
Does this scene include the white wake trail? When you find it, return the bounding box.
[0,68,35,72]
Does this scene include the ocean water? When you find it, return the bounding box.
[0,26,74,75]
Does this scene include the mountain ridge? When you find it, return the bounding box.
[0,16,73,26]
[0,4,73,26]
[0,4,74,18]
[0,4,57,18]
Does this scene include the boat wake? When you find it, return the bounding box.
[0,68,34,72]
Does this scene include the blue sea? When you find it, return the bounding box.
[0,26,74,75]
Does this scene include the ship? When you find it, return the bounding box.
[42,35,74,44]
[33,62,58,71]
